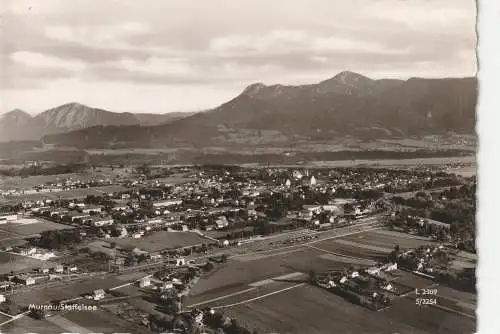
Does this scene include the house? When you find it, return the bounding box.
[20,247,37,256]
[139,276,151,288]
[161,282,174,290]
[149,253,162,261]
[318,280,336,289]
[93,289,105,300]
[81,206,102,214]
[215,216,229,229]
[0,294,5,303]
[147,218,163,225]
[49,209,69,219]
[112,205,128,212]
[0,282,11,290]
[120,227,128,237]
[92,217,114,227]
[383,262,398,272]
[16,275,35,286]
[172,278,183,285]
[193,311,204,325]
[66,212,91,223]
[302,205,322,215]
[53,265,64,273]
[321,204,343,215]
[36,267,50,274]
[350,271,359,278]
[310,176,317,186]
[66,265,78,272]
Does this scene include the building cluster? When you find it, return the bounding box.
[0,264,79,289]
[315,262,397,311]
[396,245,452,276]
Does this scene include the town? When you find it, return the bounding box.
[0,162,476,333]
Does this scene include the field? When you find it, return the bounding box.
[186,227,476,333]
[0,218,72,236]
[2,315,70,334]
[1,305,153,334]
[8,271,148,308]
[0,252,53,274]
[111,231,210,252]
[0,185,127,205]
[242,155,476,168]
[446,165,476,177]
[221,284,474,334]
[0,218,73,250]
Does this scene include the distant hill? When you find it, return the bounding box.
[33,102,139,135]
[43,72,477,148]
[0,103,199,142]
[134,112,198,126]
[0,109,36,141]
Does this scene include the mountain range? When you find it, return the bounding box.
[0,103,197,142]
[4,71,477,148]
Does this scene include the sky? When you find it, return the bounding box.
[0,0,477,115]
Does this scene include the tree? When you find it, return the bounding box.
[125,252,138,266]
[203,262,214,272]
[308,269,317,283]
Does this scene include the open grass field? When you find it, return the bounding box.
[243,155,476,168]
[446,165,476,177]
[9,275,128,307]
[188,247,370,305]
[437,286,477,309]
[0,314,10,323]
[309,228,439,263]
[111,231,209,252]
[0,230,15,240]
[223,284,475,334]
[341,229,438,249]
[1,315,69,334]
[0,252,52,274]
[0,167,131,188]
[1,305,152,334]
[0,218,72,237]
[186,226,475,333]
[190,226,437,305]
[0,185,127,205]
[62,305,156,334]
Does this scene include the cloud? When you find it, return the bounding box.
[10,51,87,71]
[44,22,151,49]
[0,0,476,114]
